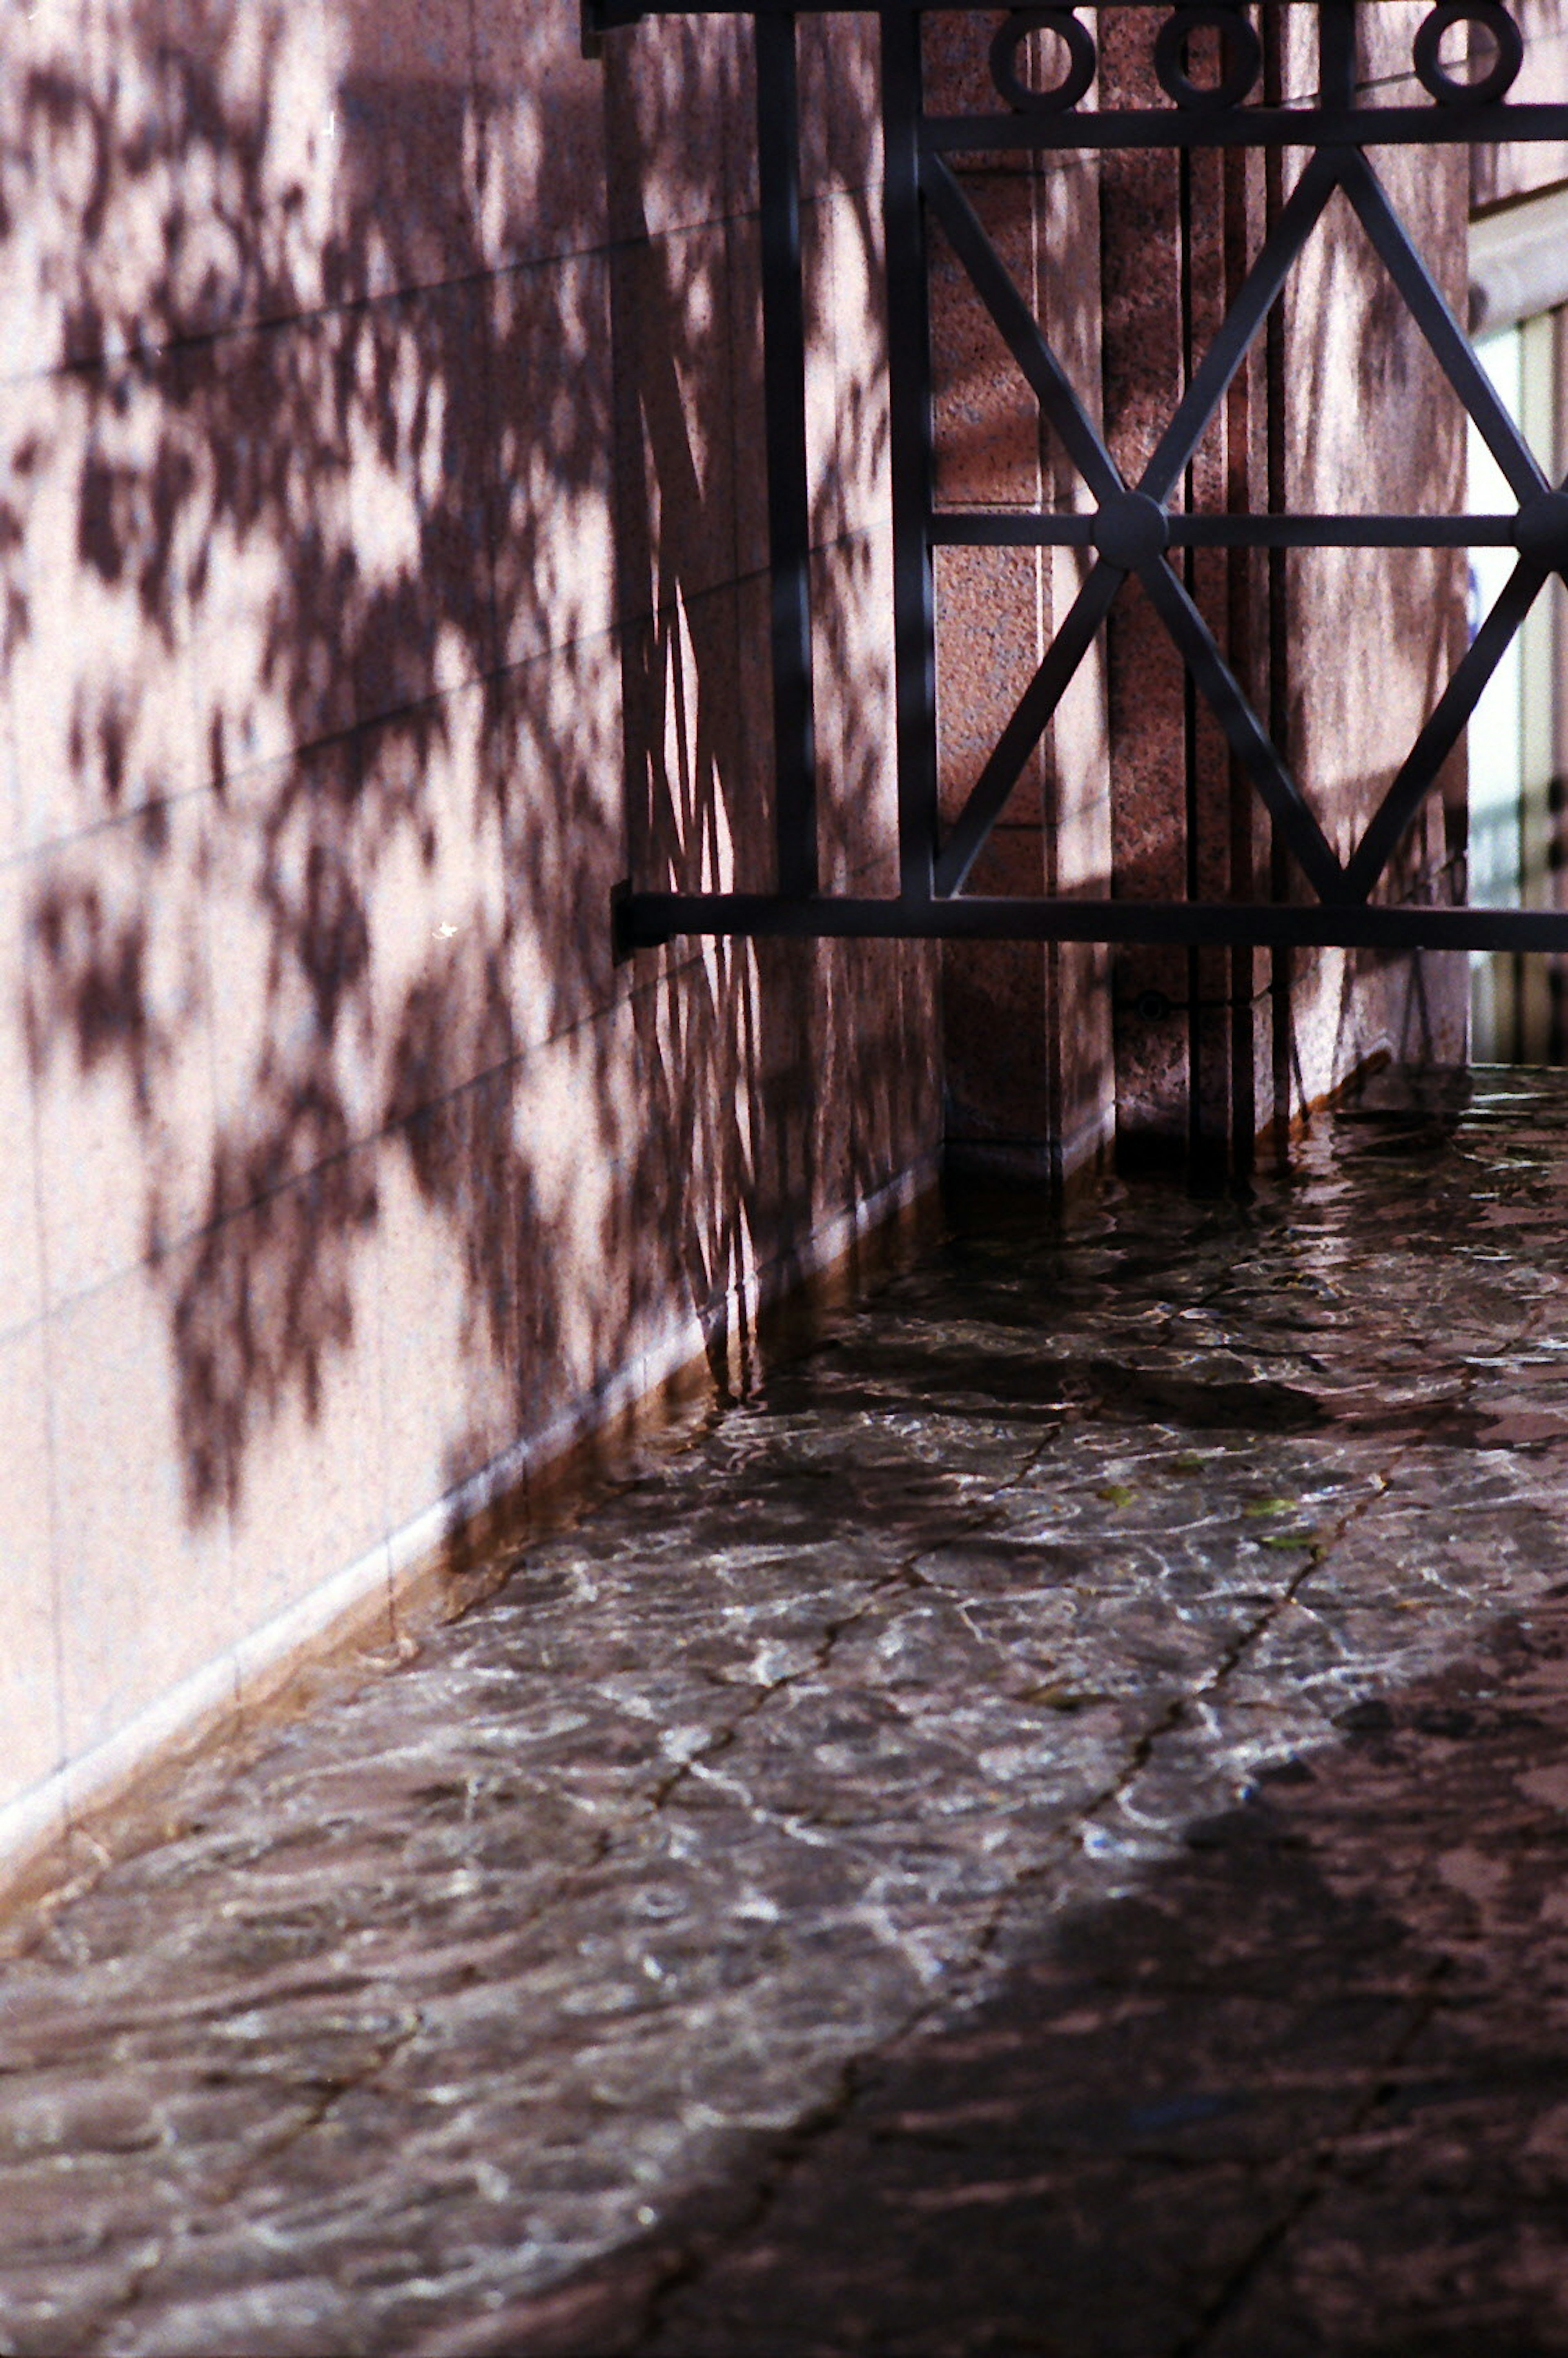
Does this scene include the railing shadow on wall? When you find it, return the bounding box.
[1,0,934,1612]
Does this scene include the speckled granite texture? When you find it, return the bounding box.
[8,1069,1568,2354]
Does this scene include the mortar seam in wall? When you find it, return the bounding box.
[0,201,858,393]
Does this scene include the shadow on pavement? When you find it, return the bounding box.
[460,1605,1568,2358]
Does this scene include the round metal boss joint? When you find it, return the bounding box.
[1094,491,1169,570]
[989,8,1097,115]
[1153,5,1263,111]
[1412,2,1523,107]
[1513,489,1568,571]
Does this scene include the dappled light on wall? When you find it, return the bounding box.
[0,1,937,1809]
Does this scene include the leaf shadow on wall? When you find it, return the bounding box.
[5,2,937,1552]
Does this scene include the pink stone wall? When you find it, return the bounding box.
[0,2,940,1863]
[1476,0,1568,206]
[1272,4,1470,1108]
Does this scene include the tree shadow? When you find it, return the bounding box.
[2,3,935,1559]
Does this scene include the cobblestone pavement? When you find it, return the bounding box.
[12,1072,1568,2354]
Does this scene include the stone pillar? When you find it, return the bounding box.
[1268,3,1469,1113]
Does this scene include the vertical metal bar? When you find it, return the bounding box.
[1179,126,1203,1164]
[757,11,818,899]
[1262,6,1292,1147]
[880,4,938,905]
[1318,0,1356,110]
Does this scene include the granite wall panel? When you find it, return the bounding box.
[1475,0,1568,207]
[0,1324,60,1802]
[49,1246,238,1763]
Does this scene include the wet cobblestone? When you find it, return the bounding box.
[11,1071,1568,2350]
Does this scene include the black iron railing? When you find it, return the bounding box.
[598,2,1568,955]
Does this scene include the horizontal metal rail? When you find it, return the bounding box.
[620,897,1568,955]
[922,104,1568,150]
[930,515,1523,548]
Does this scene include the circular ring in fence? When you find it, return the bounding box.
[1153,6,1262,112]
[1412,2,1522,106]
[989,9,1097,115]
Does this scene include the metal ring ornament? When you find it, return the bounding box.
[1153,6,1263,112]
[1412,2,1523,106]
[989,9,1097,116]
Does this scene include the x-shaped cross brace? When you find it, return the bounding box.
[927,140,1568,906]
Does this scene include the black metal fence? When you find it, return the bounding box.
[601,2,1568,956]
